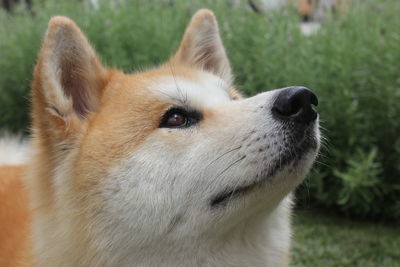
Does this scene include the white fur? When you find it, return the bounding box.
[0,134,29,166]
[152,74,231,108]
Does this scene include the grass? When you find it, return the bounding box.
[292,210,400,266]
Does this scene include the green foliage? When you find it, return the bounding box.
[0,0,399,220]
[335,148,387,215]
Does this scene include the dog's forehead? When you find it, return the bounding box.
[149,73,231,109]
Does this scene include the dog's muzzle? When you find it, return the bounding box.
[209,87,319,208]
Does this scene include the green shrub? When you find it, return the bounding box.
[0,0,399,220]
[292,1,400,221]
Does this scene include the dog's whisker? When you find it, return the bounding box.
[206,155,246,192]
[205,145,242,168]
[168,63,187,106]
[153,89,184,104]
[201,146,243,190]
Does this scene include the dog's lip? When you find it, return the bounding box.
[210,181,259,208]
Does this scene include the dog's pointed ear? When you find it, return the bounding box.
[170,9,232,84]
[32,16,109,137]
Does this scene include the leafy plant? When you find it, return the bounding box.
[335,148,385,215]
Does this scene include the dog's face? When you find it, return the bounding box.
[31,9,319,254]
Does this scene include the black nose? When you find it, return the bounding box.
[272,86,318,123]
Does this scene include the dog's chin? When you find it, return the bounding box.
[210,126,319,209]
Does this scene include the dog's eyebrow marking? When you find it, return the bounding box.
[151,74,231,109]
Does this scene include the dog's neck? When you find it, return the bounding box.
[104,196,292,267]
[149,198,291,267]
[31,195,292,267]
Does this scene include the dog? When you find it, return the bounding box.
[0,9,320,267]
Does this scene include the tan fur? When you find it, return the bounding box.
[0,12,244,266]
[0,165,31,266]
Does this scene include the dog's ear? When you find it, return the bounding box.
[32,16,109,139]
[170,9,232,84]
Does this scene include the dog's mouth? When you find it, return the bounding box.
[210,125,318,208]
[210,180,260,208]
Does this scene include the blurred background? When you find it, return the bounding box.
[0,0,399,265]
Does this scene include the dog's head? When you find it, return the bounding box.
[31,9,319,257]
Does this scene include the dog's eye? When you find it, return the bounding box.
[159,108,201,129]
[166,113,187,127]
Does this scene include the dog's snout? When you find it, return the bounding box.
[272,86,318,123]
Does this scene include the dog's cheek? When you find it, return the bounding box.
[92,141,190,239]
